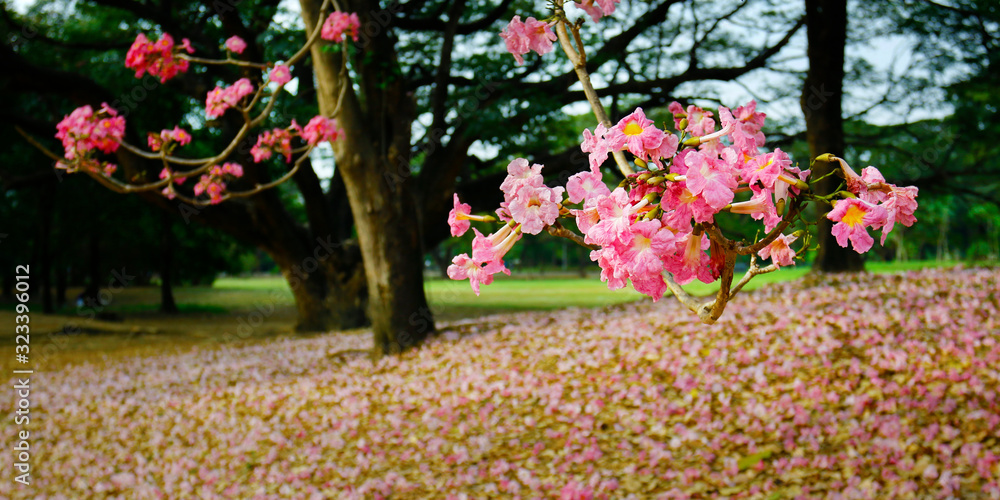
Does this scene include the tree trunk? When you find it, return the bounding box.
[159,211,179,314]
[56,263,67,308]
[801,0,864,273]
[301,0,435,357]
[38,182,54,313]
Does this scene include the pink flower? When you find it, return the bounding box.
[574,0,620,22]
[251,128,294,163]
[742,149,791,190]
[667,231,714,285]
[205,78,255,119]
[158,167,187,185]
[875,185,919,244]
[580,124,613,170]
[681,151,737,210]
[728,186,782,231]
[684,105,716,137]
[321,12,361,43]
[566,167,610,204]
[55,104,125,165]
[148,126,192,151]
[125,33,192,83]
[448,194,473,237]
[608,108,673,165]
[827,198,886,253]
[619,219,676,300]
[302,116,343,145]
[585,187,634,246]
[571,197,602,235]
[719,101,766,153]
[508,184,565,235]
[758,233,798,268]
[499,16,556,65]
[447,229,512,296]
[590,246,628,291]
[661,183,716,231]
[499,158,544,202]
[269,64,292,86]
[224,36,247,54]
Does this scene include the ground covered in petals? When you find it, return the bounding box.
[3,267,999,499]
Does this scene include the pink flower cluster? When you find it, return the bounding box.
[251,125,296,163]
[499,16,556,65]
[574,0,621,22]
[321,12,361,43]
[301,115,343,146]
[205,78,255,119]
[826,159,919,253]
[54,103,125,176]
[194,162,243,204]
[147,126,192,152]
[448,101,919,299]
[124,33,193,83]
[158,167,188,199]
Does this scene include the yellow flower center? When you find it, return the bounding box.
[842,204,866,227]
[623,121,644,136]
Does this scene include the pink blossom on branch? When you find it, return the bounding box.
[499,16,556,65]
[321,12,361,43]
[205,78,255,119]
[125,33,193,83]
[447,194,473,237]
[224,36,247,54]
[827,198,887,253]
[566,167,611,204]
[758,233,799,268]
[250,128,294,163]
[269,64,293,86]
[681,150,737,210]
[508,184,565,235]
[54,103,125,176]
[499,158,544,202]
[147,126,192,152]
[574,0,621,22]
[301,116,343,145]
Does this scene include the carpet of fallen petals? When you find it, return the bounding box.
[2,267,1000,499]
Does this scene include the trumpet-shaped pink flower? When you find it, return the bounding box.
[608,108,667,163]
[719,101,766,153]
[566,167,611,204]
[580,124,613,170]
[758,233,798,268]
[876,185,919,244]
[684,105,716,137]
[448,194,473,237]
[666,231,714,285]
[742,149,791,190]
[500,158,544,202]
[499,16,556,65]
[302,116,343,145]
[827,198,887,253]
[125,33,193,83]
[728,186,782,231]
[585,187,634,246]
[446,253,508,296]
[682,151,737,210]
[508,184,565,235]
[269,64,292,86]
[321,12,361,43]
[224,36,246,54]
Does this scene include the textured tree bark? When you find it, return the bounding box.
[801,0,865,273]
[159,211,179,314]
[300,0,435,356]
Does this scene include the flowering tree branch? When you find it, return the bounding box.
[445,2,920,325]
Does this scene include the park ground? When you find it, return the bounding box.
[1,261,999,498]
